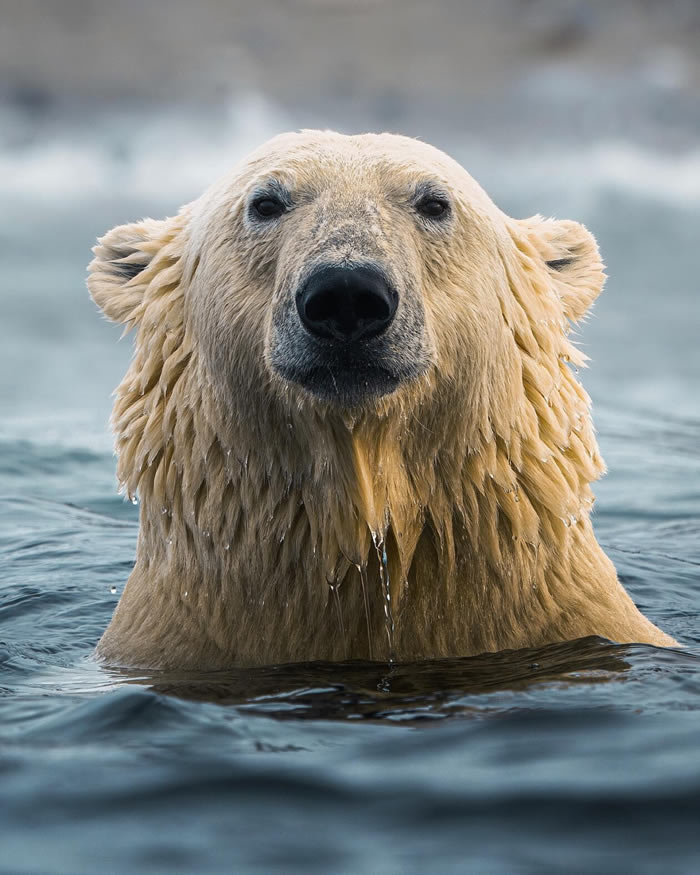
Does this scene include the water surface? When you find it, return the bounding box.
[2,94,699,873]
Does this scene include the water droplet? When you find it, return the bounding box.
[224,542,230,551]
[183,590,188,598]
[562,516,571,527]
[110,585,117,594]
[161,506,169,515]
[131,496,138,505]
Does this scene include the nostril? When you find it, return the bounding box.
[355,289,391,323]
[305,289,337,325]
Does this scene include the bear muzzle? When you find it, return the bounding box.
[268,260,430,406]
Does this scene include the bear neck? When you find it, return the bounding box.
[105,230,623,664]
[109,350,622,665]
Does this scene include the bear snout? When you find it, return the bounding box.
[268,254,432,406]
[296,262,398,344]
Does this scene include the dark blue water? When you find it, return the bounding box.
[2,100,699,873]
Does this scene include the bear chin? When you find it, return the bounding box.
[273,361,404,406]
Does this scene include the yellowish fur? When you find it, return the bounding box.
[88,131,676,668]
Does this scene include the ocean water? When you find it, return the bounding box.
[2,95,700,873]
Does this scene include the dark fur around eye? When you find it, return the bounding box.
[414,184,451,221]
[251,196,286,219]
[248,180,292,222]
[416,198,449,218]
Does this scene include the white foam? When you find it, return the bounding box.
[471,141,700,209]
[0,94,289,203]
[2,94,699,210]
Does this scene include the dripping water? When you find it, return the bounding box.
[372,530,395,663]
[356,562,374,660]
[327,581,347,658]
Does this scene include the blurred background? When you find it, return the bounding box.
[2,6,700,872]
[2,0,699,437]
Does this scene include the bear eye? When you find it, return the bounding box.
[416,196,450,219]
[251,196,286,220]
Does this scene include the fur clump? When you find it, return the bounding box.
[88,130,675,669]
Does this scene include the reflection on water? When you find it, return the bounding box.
[131,637,636,718]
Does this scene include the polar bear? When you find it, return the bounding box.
[88,130,676,668]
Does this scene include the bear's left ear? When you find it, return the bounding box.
[518,216,606,322]
[87,217,169,326]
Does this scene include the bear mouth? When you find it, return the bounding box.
[274,358,403,405]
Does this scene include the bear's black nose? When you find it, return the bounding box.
[297,264,398,343]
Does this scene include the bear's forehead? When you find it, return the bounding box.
[193,130,503,230]
[245,130,458,182]
[227,130,493,204]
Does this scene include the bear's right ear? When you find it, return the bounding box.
[517,216,606,323]
[87,218,167,326]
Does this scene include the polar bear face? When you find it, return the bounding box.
[90,129,603,461]
[182,130,520,414]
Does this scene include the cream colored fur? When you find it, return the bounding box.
[88,130,676,668]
